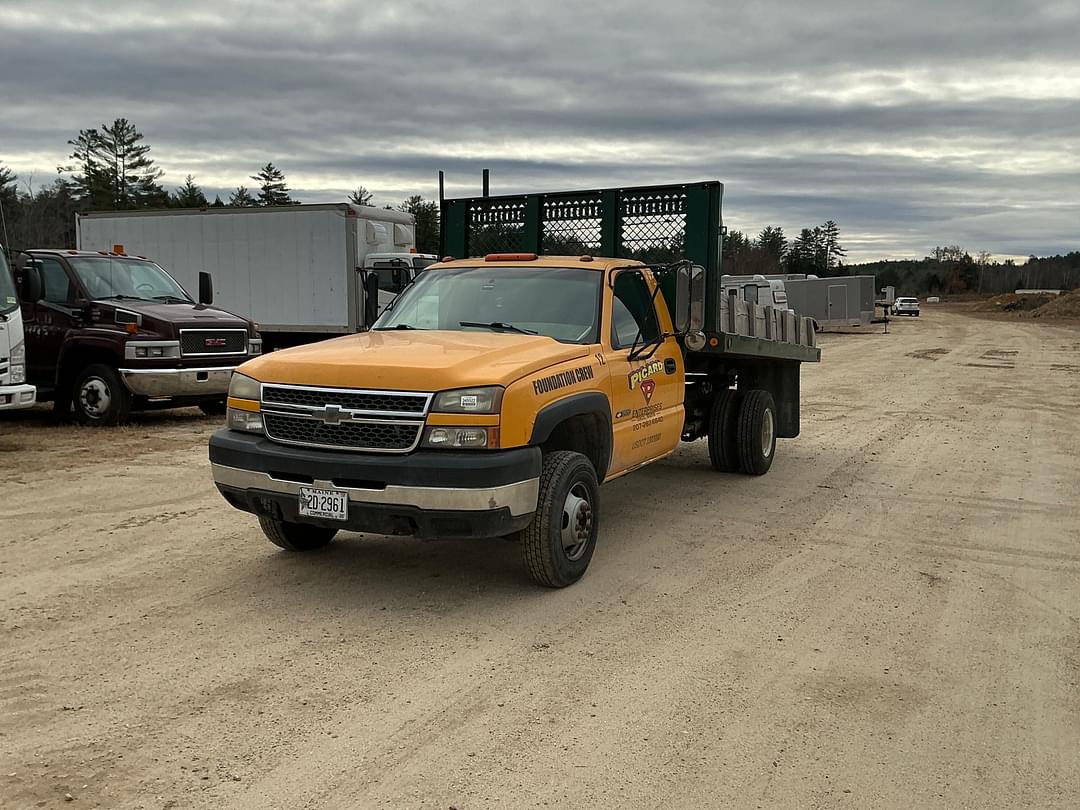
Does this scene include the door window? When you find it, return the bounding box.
[38,259,73,304]
[371,262,410,294]
[611,271,660,349]
[743,284,759,304]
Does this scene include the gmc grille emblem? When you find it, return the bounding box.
[204,338,227,347]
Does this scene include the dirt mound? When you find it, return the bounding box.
[973,292,1056,313]
[1033,290,1080,319]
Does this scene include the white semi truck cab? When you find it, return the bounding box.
[0,246,36,410]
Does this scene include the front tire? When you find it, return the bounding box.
[258,517,338,551]
[736,389,777,476]
[521,451,599,588]
[72,364,132,426]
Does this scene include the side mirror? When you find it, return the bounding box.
[198,271,214,306]
[20,264,43,303]
[673,264,705,335]
[363,272,380,326]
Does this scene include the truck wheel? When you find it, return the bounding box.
[72,364,132,426]
[258,517,338,552]
[521,451,599,588]
[707,388,741,472]
[199,400,227,416]
[736,389,777,476]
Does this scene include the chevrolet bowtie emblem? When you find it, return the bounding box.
[315,404,344,424]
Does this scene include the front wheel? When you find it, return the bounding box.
[521,451,599,588]
[72,364,132,426]
[258,517,338,551]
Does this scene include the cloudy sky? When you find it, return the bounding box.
[1,0,1077,261]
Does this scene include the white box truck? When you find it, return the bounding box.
[76,204,437,349]
[0,246,36,411]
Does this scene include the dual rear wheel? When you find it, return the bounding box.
[707,388,776,476]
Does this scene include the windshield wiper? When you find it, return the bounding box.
[459,320,538,335]
[94,294,151,302]
[152,295,192,304]
[374,323,423,330]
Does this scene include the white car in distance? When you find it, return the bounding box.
[893,297,921,316]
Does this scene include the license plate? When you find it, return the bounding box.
[299,487,348,521]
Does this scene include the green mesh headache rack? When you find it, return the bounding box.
[441,181,820,363]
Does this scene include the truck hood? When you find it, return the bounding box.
[90,300,252,338]
[241,330,591,391]
[101,301,250,329]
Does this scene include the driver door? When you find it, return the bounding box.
[604,269,684,477]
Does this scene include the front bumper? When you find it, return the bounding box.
[119,366,237,398]
[208,429,541,539]
[0,384,36,410]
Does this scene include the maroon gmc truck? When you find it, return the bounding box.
[14,249,260,425]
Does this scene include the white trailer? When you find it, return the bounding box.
[76,205,434,349]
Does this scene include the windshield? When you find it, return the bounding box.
[68,257,193,302]
[375,265,602,344]
[0,249,17,315]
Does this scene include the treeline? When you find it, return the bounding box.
[722,221,846,276]
[0,117,441,253]
[847,247,1080,296]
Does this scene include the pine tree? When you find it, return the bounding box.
[59,129,111,208]
[172,175,208,208]
[96,118,165,208]
[61,120,165,209]
[819,220,845,270]
[398,195,440,254]
[349,186,373,206]
[755,226,787,267]
[211,195,225,208]
[228,186,258,207]
[251,163,295,206]
[0,162,16,207]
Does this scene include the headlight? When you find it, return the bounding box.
[125,341,181,360]
[227,408,264,433]
[431,386,503,414]
[10,341,25,384]
[228,372,261,402]
[422,426,495,449]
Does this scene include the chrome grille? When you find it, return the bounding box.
[179,329,247,356]
[263,413,421,452]
[260,384,432,453]
[262,385,428,415]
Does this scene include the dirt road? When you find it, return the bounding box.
[2,308,1078,809]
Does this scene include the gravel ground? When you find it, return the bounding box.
[1,307,1078,809]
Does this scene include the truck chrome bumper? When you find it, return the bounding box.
[211,462,539,517]
[119,367,237,398]
[0,384,36,410]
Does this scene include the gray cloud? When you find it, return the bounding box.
[1,0,1078,260]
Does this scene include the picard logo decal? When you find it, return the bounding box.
[533,365,594,396]
[640,379,656,404]
[628,359,664,391]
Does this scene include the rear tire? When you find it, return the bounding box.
[258,517,338,551]
[707,388,742,472]
[736,389,777,476]
[521,451,599,588]
[72,364,131,426]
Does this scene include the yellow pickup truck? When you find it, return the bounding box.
[209,183,819,586]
